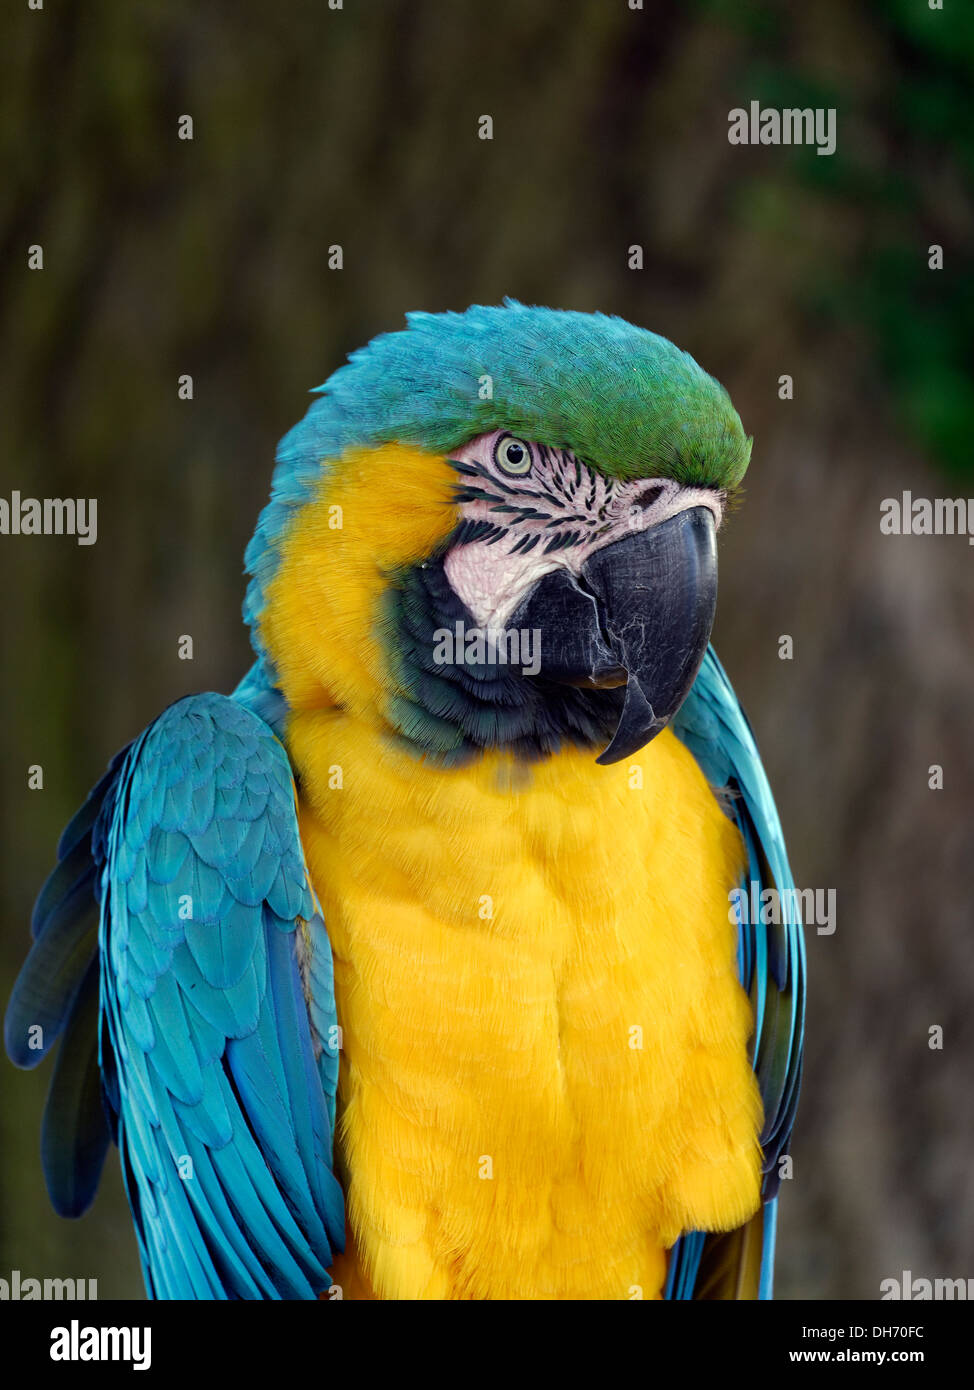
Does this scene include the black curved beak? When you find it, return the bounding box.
[508,507,717,764]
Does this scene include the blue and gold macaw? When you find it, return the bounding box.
[6,303,804,1300]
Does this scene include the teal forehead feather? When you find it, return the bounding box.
[243,301,751,647]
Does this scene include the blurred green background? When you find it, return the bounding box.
[1,0,972,1299]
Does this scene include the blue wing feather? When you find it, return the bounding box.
[5,692,345,1298]
[668,645,806,1300]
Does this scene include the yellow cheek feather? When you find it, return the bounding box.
[261,444,764,1301]
[259,442,459,722]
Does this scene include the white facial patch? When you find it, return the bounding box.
[443,430,725,629]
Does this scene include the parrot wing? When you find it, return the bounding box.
[666,645,806,1300]
[5,692,344,1299]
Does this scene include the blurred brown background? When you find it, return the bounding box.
[1,0,972,1299]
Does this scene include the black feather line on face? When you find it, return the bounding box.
[449,518,500,547]
[539,489,566,509]
[453,485,509,506]
[448,458,520,496]
[451,478,549,509]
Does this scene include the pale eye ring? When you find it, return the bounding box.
[494,434,533,476]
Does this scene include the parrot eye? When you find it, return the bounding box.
[494,435,533,476]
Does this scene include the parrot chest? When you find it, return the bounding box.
[290,715,762,1301]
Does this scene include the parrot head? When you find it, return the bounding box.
[245,301,751,765]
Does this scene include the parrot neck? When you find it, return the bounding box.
[383,556,625,765]
[232,660,290,739]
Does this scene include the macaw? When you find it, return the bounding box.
[5,302,804,1301]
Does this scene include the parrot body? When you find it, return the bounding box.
[299,725,757,1300]
[267,441,761,1300]
[6,304,804,1300]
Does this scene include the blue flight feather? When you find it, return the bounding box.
[667,645,806,1300]
[5,693,345,1298]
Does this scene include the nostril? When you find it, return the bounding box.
[636,484,665,510]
